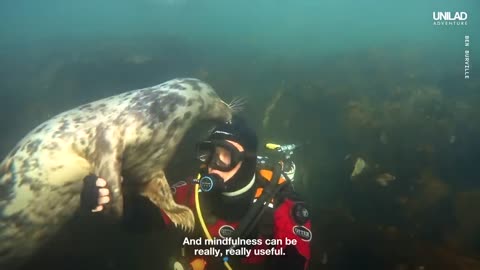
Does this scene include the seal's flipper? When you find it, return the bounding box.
[92,126,124,217]
[141,172,195,232]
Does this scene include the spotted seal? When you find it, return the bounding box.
[0,78,233,267]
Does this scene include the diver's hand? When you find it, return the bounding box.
[80,174,111,212]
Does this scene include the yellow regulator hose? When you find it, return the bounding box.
[195,182,233,270]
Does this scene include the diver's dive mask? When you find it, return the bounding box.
[195,140,246,172]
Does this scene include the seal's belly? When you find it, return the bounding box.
[35,148,92,186]
[1,149,90,217]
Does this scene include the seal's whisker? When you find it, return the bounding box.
[228,96,247,113]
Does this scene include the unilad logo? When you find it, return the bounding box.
[433,12,468,26]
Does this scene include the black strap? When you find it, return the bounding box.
[228,162,285,249]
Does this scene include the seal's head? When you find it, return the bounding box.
[143,78,236,129]
[197,87,248,126]
[197,84,234,124]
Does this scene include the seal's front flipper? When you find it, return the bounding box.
[141,171,195,232]
[92,125,124,217]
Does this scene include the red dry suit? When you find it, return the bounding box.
[162,168,311,270]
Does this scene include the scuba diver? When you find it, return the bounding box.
[80,116,311,270]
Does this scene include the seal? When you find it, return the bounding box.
[0,78,233,267]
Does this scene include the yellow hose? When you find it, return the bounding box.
[195,182,233,270]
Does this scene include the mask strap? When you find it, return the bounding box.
[221,174,255,197]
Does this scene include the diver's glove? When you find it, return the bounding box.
[80,174,111,212]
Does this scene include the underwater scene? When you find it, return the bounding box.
[0,0,479,269]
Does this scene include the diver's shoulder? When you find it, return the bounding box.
[274,195,311,227]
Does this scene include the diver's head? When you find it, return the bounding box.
[196,115,258,197]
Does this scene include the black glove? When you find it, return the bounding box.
[80,174,110,212]
[80,174,166,232]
